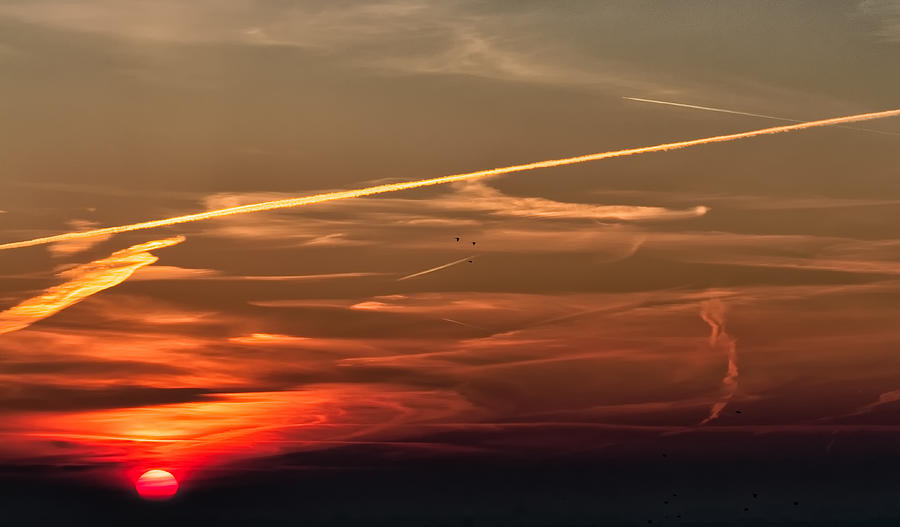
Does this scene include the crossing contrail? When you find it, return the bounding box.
[397,256,475,281]
[624,97,900,137]
[2,107,900,252]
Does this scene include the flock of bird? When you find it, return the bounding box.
[456,237,475,264]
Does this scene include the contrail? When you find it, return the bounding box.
[699,299,739,425]
[3,108,900,252]
[397,256,475,281]
[624,97,900,137]
[0,236,184,336]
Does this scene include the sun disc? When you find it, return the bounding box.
[135,469,179,500]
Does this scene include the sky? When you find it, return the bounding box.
[1,1,900,524]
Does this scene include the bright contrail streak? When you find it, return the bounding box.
[0,236,184,336]
[3,108,900,252]
[397,256,475,281]
[624,97,900,137]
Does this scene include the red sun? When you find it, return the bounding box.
[135,469,179,500]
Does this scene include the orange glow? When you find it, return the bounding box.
[228,333,310,344]
[1,108,898,252]
[6,386,473,475]
[135,469,179,500]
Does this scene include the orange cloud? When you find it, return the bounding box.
[46,219,111,257]
[229,333,310,345]
[0,236,184,337]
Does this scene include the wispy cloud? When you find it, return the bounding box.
[859,0,900,42]
[848,389,900,416]
[4,279,900,470]
[130,266,387,282]
[437,181,709,221]
[47,219,111,257]
[229,333,310,345]
[0,1,665,92]
[698,299,739,425]
[645,231,900,277]
[593,189,900,211]
[0,236,184,336]
[194,183,698,255]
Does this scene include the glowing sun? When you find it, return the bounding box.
[135,469,179,500]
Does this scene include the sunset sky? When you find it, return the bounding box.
[2,1,900,524]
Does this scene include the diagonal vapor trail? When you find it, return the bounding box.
[624,97,900,137]
[0,236,184,336]
[397,255,475,281]
[2,108,900,252]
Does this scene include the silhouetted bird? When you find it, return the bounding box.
[456,237,460,242]
[744,507,750,512]
[752,493,758,499]
[467,260,473,263]
[735,409,743,414]
[663,501,669,505]
[794,501,799,506]
[472,241,476,245]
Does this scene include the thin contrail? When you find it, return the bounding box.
[624,97,900,137]
[440,318,485,330]
[397,256,475,281]
[3,108,900,252]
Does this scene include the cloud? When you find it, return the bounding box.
[129,265,221,281]
[199,179,708,225]
[842,389,900,418]
[593,189,900,211]
[859,0,900,42]
[191,182,703,260]
[0,236,184,336]
[643,231,900,277]
[2,385,476,470]
[229,333,309,345]
[130,266,388,281]
[203,181,707,224]
[46,219,111,257]
[698,299,739,425]
[0,384,216,413]
[435,181,709,221]
[4,279,900,470]
[0,0,664,92]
